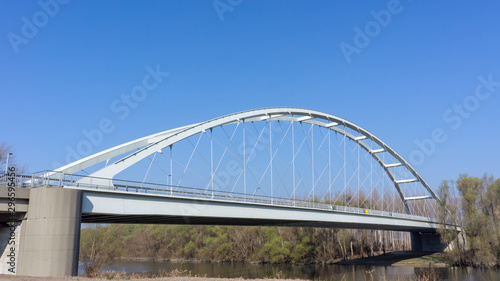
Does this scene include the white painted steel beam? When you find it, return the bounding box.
[405,195,433,201]
[261,114,284,120]
[296,116,313,122]
[324,122,338,127]
[396,178,418,184]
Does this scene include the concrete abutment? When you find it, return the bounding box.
[18,186,82,276]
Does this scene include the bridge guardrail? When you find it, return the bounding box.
[10,171,437,223]
[0,172,34,188]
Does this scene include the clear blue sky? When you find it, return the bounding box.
[1,0,499,188]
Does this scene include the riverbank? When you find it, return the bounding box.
[335,251,451,267]
[116,251,450,267]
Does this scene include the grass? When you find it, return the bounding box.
[393,252,451,267]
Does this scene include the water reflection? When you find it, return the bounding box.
[79,260,500,281]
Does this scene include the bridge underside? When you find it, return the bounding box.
[81,214,427,231]
[81,214,435,231]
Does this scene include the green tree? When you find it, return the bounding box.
[291,231,315,262]
[258,227,290,262]
[201,226,233,261]
[456,175,495,266]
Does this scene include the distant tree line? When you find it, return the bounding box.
[80,224,411,273]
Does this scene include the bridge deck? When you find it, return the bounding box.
[75,187,440,232]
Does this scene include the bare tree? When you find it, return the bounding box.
[0,142,27,174]
[80,224,120,276]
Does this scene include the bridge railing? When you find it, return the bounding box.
[14,171,437,223]
[0,172,35,188]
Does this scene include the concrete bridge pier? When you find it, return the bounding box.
[411,231,445,252]
[18,186,82,276]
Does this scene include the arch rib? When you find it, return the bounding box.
[53,107,442,214]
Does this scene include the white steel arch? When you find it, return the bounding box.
[53,107,442,214]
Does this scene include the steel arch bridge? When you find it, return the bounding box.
[3,107,451,277]
[47,107,442,218]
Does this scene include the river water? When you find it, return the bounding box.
[80,260,500,281]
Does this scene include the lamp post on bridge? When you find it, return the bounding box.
[4,152,13,174]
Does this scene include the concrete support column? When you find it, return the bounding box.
[18,186,82,276]
[411,232,423,252]
[411,232,445,252]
